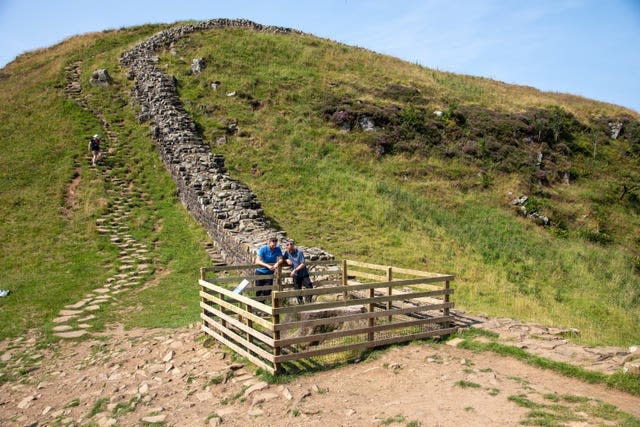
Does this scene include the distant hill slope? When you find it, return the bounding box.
[0,20,638,346]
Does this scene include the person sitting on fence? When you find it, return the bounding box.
[255,237,283,299]
[284,240,313,304]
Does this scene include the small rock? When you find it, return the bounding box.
[624,361,640,376]
[282,387,293,400]
[147,364,164,374]
[243,381,268,398]
[54,329,87,339]
[446,338,464,347]
[97,417,117,427]
[17,394,36,409]
[90,69,112,87]
[196,391,213,401]
[141,414,166,423]
[138,382,149,395]
[252,392,278,406]
[217,407,236,417]
[162,350,174,362]
[247,408,263,417]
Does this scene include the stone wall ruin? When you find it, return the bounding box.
[120,19,332,264]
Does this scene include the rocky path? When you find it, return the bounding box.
[51,61,154,339]
[469,315,639,375]
[2,324,639,427]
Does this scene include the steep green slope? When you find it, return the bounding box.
[160,27,640,345]
[0,24,211,339]
[0,23,638,346]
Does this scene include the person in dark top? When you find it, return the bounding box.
[88,134,101,166]
[283,240,313,304]
[254,237,283,298]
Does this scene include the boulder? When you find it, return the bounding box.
[191,58,205,74]
[90,69,112,86]
[608,121,623,139]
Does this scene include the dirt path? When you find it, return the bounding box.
[2,324,639,426]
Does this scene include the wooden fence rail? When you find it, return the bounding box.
[200,260,455,374]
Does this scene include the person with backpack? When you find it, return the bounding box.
[88,134,101,166]
[283,240,313,304]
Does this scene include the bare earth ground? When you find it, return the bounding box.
[2,323,639,427]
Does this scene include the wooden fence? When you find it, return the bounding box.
[199,260,455,374]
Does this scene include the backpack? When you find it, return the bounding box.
[90,137,100,151]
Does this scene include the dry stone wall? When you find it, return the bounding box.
[120,19,331,264]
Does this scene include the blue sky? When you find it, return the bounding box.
[1,0,639,112]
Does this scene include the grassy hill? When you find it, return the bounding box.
[1,21,639,347]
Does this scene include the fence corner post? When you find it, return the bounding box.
[444,280,451,328]
[200,267,206,281]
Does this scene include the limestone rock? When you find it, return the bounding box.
[624,361,640,376]
[17,394,36,409]
[54,330,87,339]
[141,414,166,423]
[191,58,205,74]
[90,69,112,86]
[243,381,268,398]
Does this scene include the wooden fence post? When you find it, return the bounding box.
[368,284,375,342]
[276,264,283,292]
[386,266,393,322]
[444,280,451,328]
[272,292,281,374]
[341,259,348,301]
[199,268,206,330]
[246,303,253,345]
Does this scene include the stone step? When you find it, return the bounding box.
[54,330,87,339]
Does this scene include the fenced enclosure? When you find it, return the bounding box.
[199,260,455,374]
